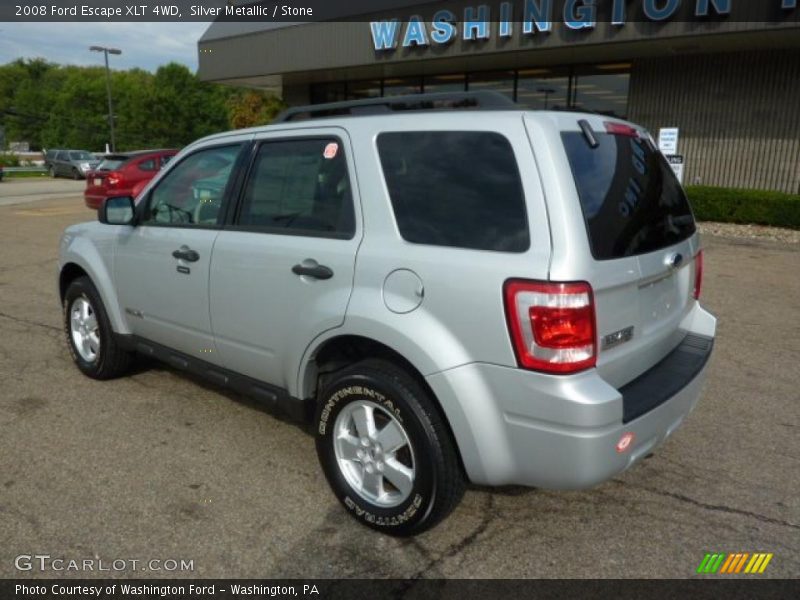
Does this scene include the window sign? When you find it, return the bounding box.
[658,127,679,155]
[667,155,685,184]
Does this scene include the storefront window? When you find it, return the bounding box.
[516,68,570,110]
[383,77,422,96]
[423,74,466,94]
[347,79,382,100]
[307,64,630,117]
[571,65,630,118]
[466,70,515,101]
[310,82,346,104]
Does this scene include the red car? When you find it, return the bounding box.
[84,149,178,210]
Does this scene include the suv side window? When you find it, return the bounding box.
[377,131,529,252]
[141,144,241,227]
[236,138,355,237]
[55,151,67,161]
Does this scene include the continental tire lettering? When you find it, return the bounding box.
[343,494,423,527]
[318,385,399,435]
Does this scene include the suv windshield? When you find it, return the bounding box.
[69,151,93,161]
[562,131,695,260]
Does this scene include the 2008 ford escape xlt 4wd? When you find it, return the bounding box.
[58,92,716,536]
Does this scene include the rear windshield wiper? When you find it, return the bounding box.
[578,119,599,149]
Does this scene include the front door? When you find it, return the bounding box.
[114,141,248,361]
[209,130,361,390]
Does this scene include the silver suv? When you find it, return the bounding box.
[58,93,716,536]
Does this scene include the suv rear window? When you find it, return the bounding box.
[377,131,529,252]
[562,131,696,260]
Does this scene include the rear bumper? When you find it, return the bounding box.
[425,304,716,489]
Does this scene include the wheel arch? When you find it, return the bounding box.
[299,332,470,479]
[58,255,129,335]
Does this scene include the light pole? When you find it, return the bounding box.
[90,45,121,152]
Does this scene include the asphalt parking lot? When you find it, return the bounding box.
[0,179,798,579]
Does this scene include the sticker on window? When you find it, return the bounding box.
[323,142,339,159]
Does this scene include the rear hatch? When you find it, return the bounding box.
[532,114,701,390]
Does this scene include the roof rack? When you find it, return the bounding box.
[273,91,516,123]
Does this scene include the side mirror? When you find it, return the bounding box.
[99,196,135,225]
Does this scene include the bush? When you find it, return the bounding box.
[685,186,800,230]
[0,152,21,167]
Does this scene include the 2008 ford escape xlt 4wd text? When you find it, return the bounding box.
[58,92,716,536]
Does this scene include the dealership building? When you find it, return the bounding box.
[199,0,800,193]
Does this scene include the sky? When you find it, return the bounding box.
[0,23,213,72]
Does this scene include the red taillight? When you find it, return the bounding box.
[504,280,597,374]
[604,122,640,138]
[693,250,704,300]
[107,171,122,187]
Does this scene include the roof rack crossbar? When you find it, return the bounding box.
[273,91,516,123]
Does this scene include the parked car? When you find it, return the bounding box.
[84,149,178,210]
[44,149,99,179]
[58,92,716,536]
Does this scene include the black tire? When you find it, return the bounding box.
[49,166,56,178]
[63,276,132,380]
[71,168,80,180]
[315,359,465,536]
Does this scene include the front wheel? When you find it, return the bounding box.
[71,168,80,180]
[315,359,465,536]
[63,276,132,379]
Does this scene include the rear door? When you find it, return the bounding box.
[532,114,700,388]
[54,151,68,176]
[209,128,361,390]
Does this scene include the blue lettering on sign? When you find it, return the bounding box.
[643,0,680,20]
[522,0,553,34]
[370,20,400,51]
[430,10,457,44]
[403,15,429,47]
[695,0,731,16]
[369,1,796,52]
[564,0,597,30]
[463,5,490,40]
[499,2,513,37]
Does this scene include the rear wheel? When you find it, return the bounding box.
[63,276,132,379]
[315,359,464,536]
[49,166,56,178]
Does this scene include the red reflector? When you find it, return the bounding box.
[604,122,640,138]
[616,432,635,453]
[504,280,597,374]
[693,250,703,300]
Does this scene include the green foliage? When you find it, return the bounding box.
[0,58,283,152]
[0,152,21,167]
[227,90,286,129]
[686,186,800,230]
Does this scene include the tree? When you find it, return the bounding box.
[227,90,285,129]
[0,58,285,152]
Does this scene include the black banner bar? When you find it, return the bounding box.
[2,579,799,600]
[3,0,800,22]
